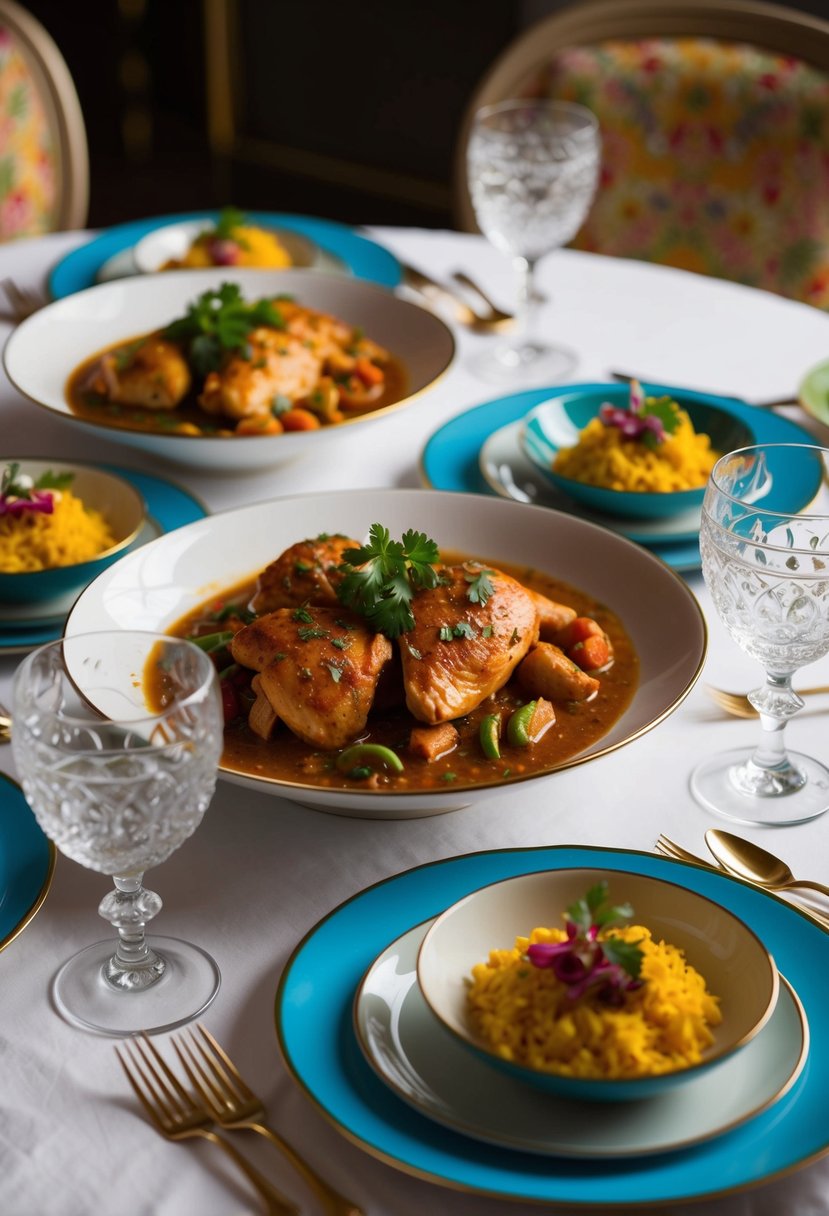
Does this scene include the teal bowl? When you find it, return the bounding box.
[417,868,779,1103]
[520,385,755,520]
[0,461,145,605]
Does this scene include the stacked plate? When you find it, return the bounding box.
[421,384,821,574]
[276,845,828,1207]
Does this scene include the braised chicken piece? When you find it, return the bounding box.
[527,589,577,640]
[230,606,392,750]
[518,642,600,703]
[250,534,359,615]
[199,327,322,419]
[96,338,191,410]
[400,565,540,724]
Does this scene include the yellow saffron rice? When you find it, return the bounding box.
[467,925,722,1079]
[552,410,718,493]
[178,225,291,269]
[0,491,116,573]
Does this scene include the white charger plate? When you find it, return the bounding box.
[355,918,807,1159]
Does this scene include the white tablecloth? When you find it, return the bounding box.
[2,227,829,1216]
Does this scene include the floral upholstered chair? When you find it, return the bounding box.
[0,0,87,240]
[455,0,829,308]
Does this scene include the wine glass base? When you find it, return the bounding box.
[52,934,220,1037]
[690,747,829,826]
[469,340,577,386]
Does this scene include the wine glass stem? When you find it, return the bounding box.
[98,874,166,991]
[738,672,806,796]
[513,255,538,348]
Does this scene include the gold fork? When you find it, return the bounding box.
[0,702,10,744]
[654,834,829,931]
[706,682,829,719]
[116,1038,299,1216]
[0,277,44,322]
[172,1024,364,1216]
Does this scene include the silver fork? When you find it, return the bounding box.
[172,1024,364,1216]
[0,278,44,322]
[117,1037,299,1216]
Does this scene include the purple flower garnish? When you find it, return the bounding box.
[0,490,54,516]
[525,881,645,1004]
[598,379,679,448]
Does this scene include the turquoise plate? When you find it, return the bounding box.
[48,211,402,299]
[277,844,829,1207]
[0,772,55,953]
[421,384,821,574]
[0,465,207,654]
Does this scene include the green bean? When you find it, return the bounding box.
[335,742,404,774]
[507,701,538,747]
[190,630,234,653]
[479,713,501,760]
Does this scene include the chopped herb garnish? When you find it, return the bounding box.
[297,626,329,641]
[294,561,313,574]
[453,621,477,640]
[407,645,423,659]
[482,625,494,638]
[335,616,357,630]
[163,282,285,375]
[465,568,495,606]
[298,666,313,680]
[336,524,440,638]
[326,664,343,683]
[439,625,453,642]
[291,605,314,623]
[442,772,457,782]
[331,637,352,650]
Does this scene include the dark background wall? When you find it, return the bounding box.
[20,0,829,231]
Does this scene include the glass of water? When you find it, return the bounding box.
[466,98,600,383]
[12,631,223,1035]
[691,445,829,825]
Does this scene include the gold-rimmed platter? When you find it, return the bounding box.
[0,772,55,954]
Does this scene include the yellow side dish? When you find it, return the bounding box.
[467,924,722,1079]
[0,490,115,572]
[553,408,719,493]
[174,225,291,270]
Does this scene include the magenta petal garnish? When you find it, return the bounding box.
[0,490,54,516]
[526,940,572,967]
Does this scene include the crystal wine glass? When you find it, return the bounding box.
[12,631,223,1035]
[466,98,600,384]
[691,445,829,825]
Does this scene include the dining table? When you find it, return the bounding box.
[2,221,829,1216]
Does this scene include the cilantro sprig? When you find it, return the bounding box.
[336,524,440,637]
[212,205,248,243]
[163,282,286,375]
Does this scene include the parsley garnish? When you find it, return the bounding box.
[164,283,285,375]
[336,524,440,638]
[326,664,343,683]
[212,205,247,242]
[465,568,495,606]
[291,605,314,623]
[297,626,329,641]
[331,637,351,650]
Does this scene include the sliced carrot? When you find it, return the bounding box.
[281,408,321,431]
[568,634,611,671]
[354,356,385,386]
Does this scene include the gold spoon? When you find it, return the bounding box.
[705,829,829,900]
[0,703,10,744]
[705,683,829,719]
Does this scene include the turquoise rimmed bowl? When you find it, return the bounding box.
[521,386,755,520]
[417,867,779,1102]
[0,460,145,605]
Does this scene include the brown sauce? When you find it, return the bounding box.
[66,335,407,438]
[161,553,639,793]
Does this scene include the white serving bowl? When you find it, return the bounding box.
[3,269,455,472]
[417,868,779,1101]
[65,488,706,819]
[133,219,318,273]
